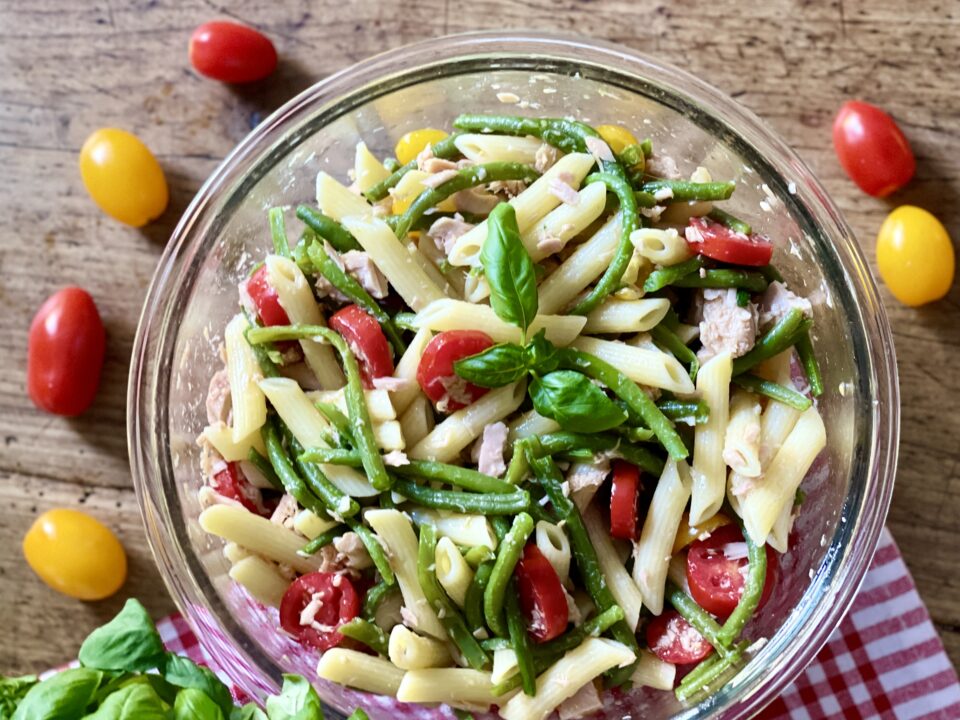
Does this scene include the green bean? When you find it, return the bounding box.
[532,431,665,475]
[363,133,462,202]
[346,709,371,720]
[733,374,811,411]
[418,524,490,670]
[651,323,699,381]
[261,420,334,521]
[640,180,736,202]
[643,256,706,293]
[247,324,391,491]
[392,479,530,515]
[393,461,516,494]
[480,637,513,652]
[484,513,534,637]
[464,560,494,634]
[295,205,362,252]
[241,314,281,378]
[736,289,751,307]
[717,530,767,646]
[639,138,654,156]
[382,157,400,173]
[708,207,752,235]
[795,329,824,397]
[345,519,395,586]
[657,399,710,424]
[615,425,655,443]
[504,579,536,695]
[675,641,748,702]
[504,439,531,485]
[463,545,495,568]
[363,580,399,621]
[299,447,361,466]
[392,311,418,331]
[299,525,346,556]
[667,584,732,658]
[268,207,290,257]
[313,401,355,447]
[672,269,769,293]
[559,349,689,460]
[633,189,659,208]
[286,433,360,518]
[731,308,808,376]
[453,115,581,153]
[339,618,389,657]
[391,163,540,239]
[305,241,407,355]
[617,144,645,171]
[758,264,784,283]
[246,447,283,491]
[491,516,511,543]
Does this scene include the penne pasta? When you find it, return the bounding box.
[408,508,497,550]
[306,387,396,422]
[202,421,267,463]
[509,409,561,442]
[455,133,545,164]
[396,668,503,707]
[630,227,693,266]
[583,507,644,631]
[571,336,695,394]
[315,170,374,217]
[390,327,432,414]
[521,181,607,261]
[228,555,288,608]
[398,394,435,448]
[224,314,267,444]
[354,141,390,194]
[388,625,452,670]
[316,649,405,696]
[535,520,571,585]
[199,505,321,574]
[583,298,671,335]
[630,650,677,691]
[292,509,340,540]
[690,352,733,525]
[537,217,621,315]
[723,390,763,477]
[435,536,475,606]
[413,298,586,347]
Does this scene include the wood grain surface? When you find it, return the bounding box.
[1,0,958,674]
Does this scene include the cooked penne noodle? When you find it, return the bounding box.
[537,217,620,315]
[723,390,763,477]
[388,625,452,670]
[373,419,405,451]
[224,314,267,444]
[354,141,390,194]
[583,298,671,335]
[406,239,457,298]
[690,352,733,525]
[228,555,288,608]
[491,648,519,684]
[316,169,375,217]
[408,508,497,550]
[390,328,432,414]
[571,336,695,394]
[222,542,249,564]
[398,394,435,448]
[316,649,405,696]
[521,182,607,261]
[630,227,693,266]
[292,509,340,540]
[306,387,396,422]
[199,505,322,574]
[203,421,267,463]
[413,298,586,347]
[454,133,545,164]
[435,536,474,606]
[509,409,561,441]
[630,650,677,691]
[535,520,571,585]
[396,669,502,707]
[583,507,644,631]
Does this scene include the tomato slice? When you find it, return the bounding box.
[685,216,774,267]
[416,330,495,412]
[328,304,394,389]
[245,265,290,327]
[685,523,778,620]
[210,461,269,517]
[279,572,360,651]
[609,460,640,540]
[646,610,713,664]
[833,100,915,197]
[515,544,569,643]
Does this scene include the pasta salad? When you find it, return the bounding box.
[196,114,826,718]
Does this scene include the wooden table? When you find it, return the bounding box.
[1,0,958,674]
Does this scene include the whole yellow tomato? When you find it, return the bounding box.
[79,128,168,227]
[596,124,639,155]
[876,206,954,306]
[395,128,448,166]
[23,508,127,600]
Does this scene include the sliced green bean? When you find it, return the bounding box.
[672,269,769,293]
[241,314,281,378]
[640,180,736,202]
[465,560,494,634]
[463,545,495,568]
[505,580,536,695]
[639,138,654,156]
[651,323,699,381]
[532,431,665,475]
[299,447,361,466]
[733,374,811,411]
[643,256,706,293]
[480,637,513,652]
[391,162,540,239]
[346,709,371,720]
[667,583,731,658]
[418,524,489,670]
[261,420,333,521]
[795,329,824,397]
[758,264,784,283]
[708,207,752,235]
[382,157,400,173]
[295,205,361,252]
[246,447,283,491]
[717,530,767,646]
[363,133,462,202]
[299,525,346,556]
[346,519,395,586]
[268,207,290,257]
[363,579,399,621]
[731,308,808,376]
[394,461,516,494]
[617,144,645,171]
[657,399,710,424]
[339,618,389,657]
[615,425,655,443]
[286,433,360,518]
[504,439,531,485]
[484,512,534,637]
[392,479,530,515]
[736,288,751,307]
[491,516,511,543]
[392,312,418,331]
[313,401,355,447]
[675,641,748,702]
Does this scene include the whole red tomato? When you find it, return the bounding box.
[833,100,915,197]
[189,21,278,83]
[27,288,106,416]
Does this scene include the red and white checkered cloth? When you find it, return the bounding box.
[155,528,959,719]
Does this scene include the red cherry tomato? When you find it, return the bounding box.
[279,572,360,651]
[211,461,269,516]
[245,265,289,327]
[416,330,494,412]
[515,544,569,643]
[609,460,640,540]
[646,610,713,664]
[685,523,778,620]
[833,100,915,197]
[27,287,106,416]
[328,304,394,389]
[189,21,278,84]
[685,216,774,267]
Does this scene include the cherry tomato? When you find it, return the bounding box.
[328,304,394,388]
[79,129,168,227]
[646,610,713,665]
[685,216,774,267]
[27,288,106,416]
[279,572,360,650]
[394,128,448,166]
[595,124,638,155]
[23,509,127,600]
[686,523,778,620]
[515,544,569,643]
[833,100,915,197]
[189,21,278,83]
[416,330,495,412]
[211,461,269,516]
[245,265,290,327]
[876,205,955,306]
[609,460,640,540]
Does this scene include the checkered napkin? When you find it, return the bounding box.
[155,528,959,719]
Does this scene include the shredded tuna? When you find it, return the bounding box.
[270,493,299,529]
[416,144,458,175]
[400,606,418,628]
[436,375,474,413]
[758,281,813,330]
[197,486,244,510]
[567,459,611,493]
[729,472,755,498]
[646,154,682,179]
[489,179,528,197]
[536,233,565,256]
[558,680,604,720]
[383,450,410,467]
[427,216,475,255]
[205,369,231,424]
[563,587,583,626]
[535,142,559,172]
[584,135,615,164]
[334,532,373,570]
[422,169,460,189]
[549,177,580,206]
[454,187,500,215]
[341,250,389,298]
[471,422,509,478]
[197,429,225,482]
[371,376,411,392]
[698,288,758,361]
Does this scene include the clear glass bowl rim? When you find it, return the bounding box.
[128,30,900,719]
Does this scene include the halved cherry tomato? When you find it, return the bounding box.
[395,128,448,166]
[646,610,713,664]
[328,304,394,389]
[686,523,778,620]
[211,461,268,516]
[685,216,774,267]
[245,265,289,327]
[609,460,640,540]
[515,544,569,643]
[28,287,106,416]
[417,330,495,412]
[833,100,915,197]
[279,572,360,651]
[876,205,955,306]
[189,21,278,83]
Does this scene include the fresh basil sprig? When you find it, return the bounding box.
[78,598,166,672]
[481,203,538,336]
[264,675,324,720]
[454,343,529,388]
[529,370,628,432]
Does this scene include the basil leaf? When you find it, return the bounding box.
[523,330,560,375]
[453,343,528,388]
[481,203,538,333]
[82,681,169,720]
[11,668,101,720]
[529,371,627,432]
[346,712,370,720]
[265,675,323,720]
[231,705,268,720]
[1,675,38,717]
[78,599,165,673]
[174,688,226,720]
[164,653,233,716]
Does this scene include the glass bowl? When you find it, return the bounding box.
[128,31,899,719]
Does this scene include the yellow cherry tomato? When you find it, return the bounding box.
[876,205,955,306]
[671,512,732,555]
[23,508,127,600]
[394,128,448,166]
[596,124,639,156]
[79,128,168,227]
